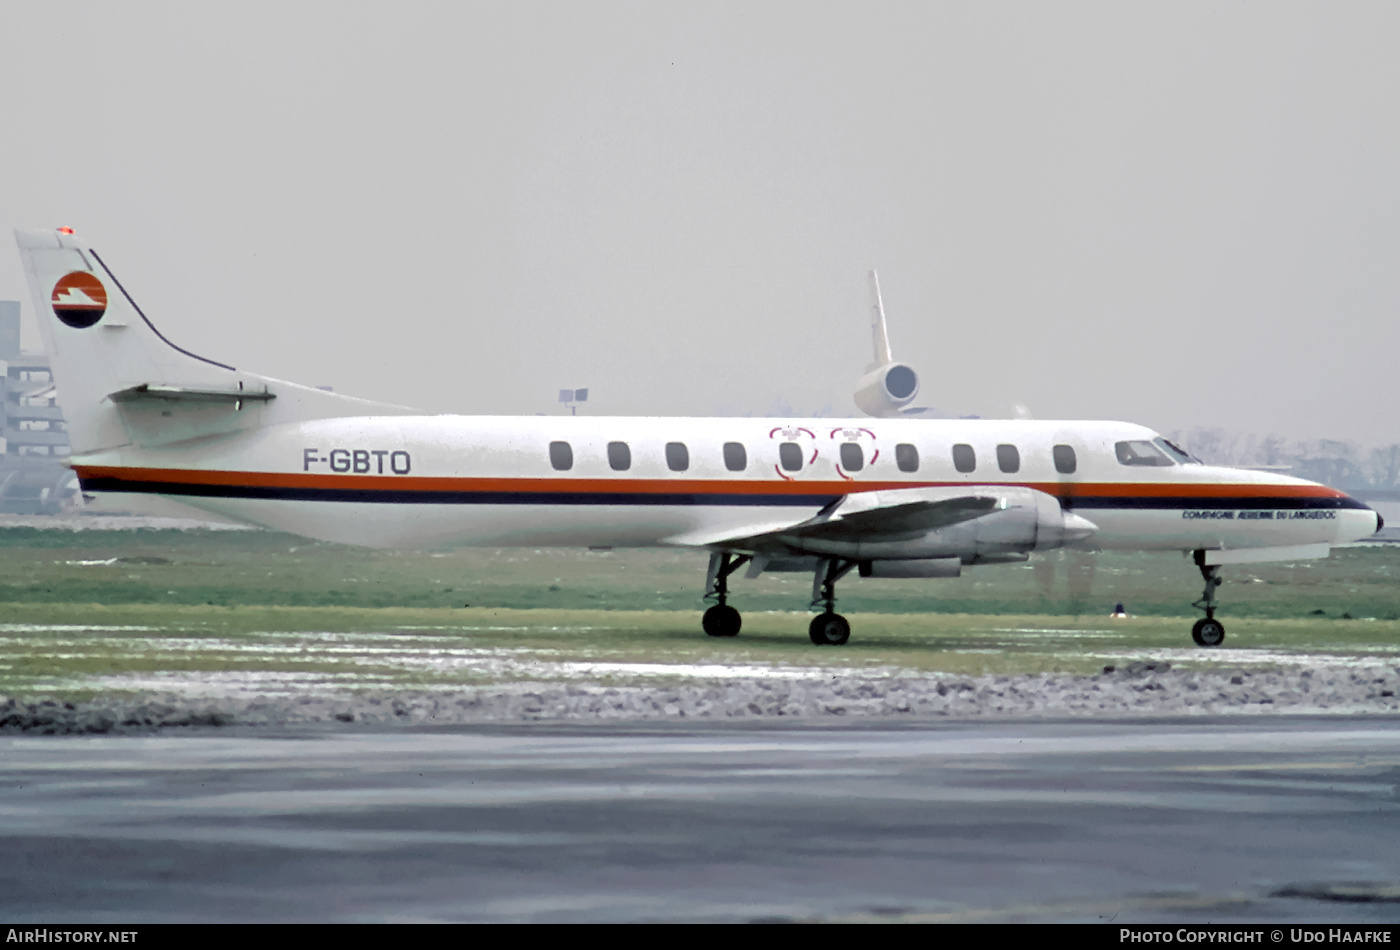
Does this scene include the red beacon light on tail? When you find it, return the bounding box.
[57,227,74,234]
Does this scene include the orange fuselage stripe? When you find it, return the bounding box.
[72,465,1348,500]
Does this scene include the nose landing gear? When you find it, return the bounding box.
[1191,550,1226,647]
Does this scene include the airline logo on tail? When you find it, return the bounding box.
[51,272,107,328]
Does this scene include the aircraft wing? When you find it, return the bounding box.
[664,489,1003,551]
[779,496,999,542]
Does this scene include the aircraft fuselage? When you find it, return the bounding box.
[72,415,1375,554]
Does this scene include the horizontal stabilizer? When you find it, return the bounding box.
[15,226,419,455]
[110,384,276,406]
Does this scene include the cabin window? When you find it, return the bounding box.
[1053,444,1077,474]
[779,442,804,472]
[839,443,864,472]
[607,441,631,471]
[1115,440,1174,467]
[723,442,747,471]
[665,442,690,472]
[996,444,1020,474]
[952,443,976,473]
[549,441,573,471]
[895,443,919,472]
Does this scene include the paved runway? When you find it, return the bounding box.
[3,717,1399,922]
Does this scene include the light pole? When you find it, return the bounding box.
[558,388,589,416]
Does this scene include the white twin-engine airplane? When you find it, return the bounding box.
[15,228,1381,647]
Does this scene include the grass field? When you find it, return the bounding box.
[1,529,1399,700]
[3,526,1400,618]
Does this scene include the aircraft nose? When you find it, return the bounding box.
[1336,500,1383,544]
[1361,499,1383,535]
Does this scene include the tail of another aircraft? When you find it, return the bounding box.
[15,228,413,456]
[852,270,945,419]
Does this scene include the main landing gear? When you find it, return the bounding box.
[1191,550,1226,647]
[702,552,749,638]
[700,552,859,645]
[808,557,855,645]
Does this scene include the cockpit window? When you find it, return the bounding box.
[1154,437,1199,464]
[1115,440,1174,467]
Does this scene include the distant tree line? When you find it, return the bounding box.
[1165,428,1400,492]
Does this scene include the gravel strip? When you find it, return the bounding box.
[3,661,1400,733]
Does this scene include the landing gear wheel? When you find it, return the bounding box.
[808,612,851,646]
[702,604,742,638]
[1191,618,1225,647]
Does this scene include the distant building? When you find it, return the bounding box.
[0,301,77,513]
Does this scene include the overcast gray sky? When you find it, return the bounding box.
[2,2,1397,442]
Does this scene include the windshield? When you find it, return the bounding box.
[1153,437,1200,464]
[1115,440,1174,467]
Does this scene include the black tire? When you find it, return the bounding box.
[702,604,742,637]
[808,612,851,646]
[1192,618,1225,647]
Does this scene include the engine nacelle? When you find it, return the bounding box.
[853,362,920,417]
[780,486,1098,561]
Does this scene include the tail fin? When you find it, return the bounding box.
[852,270,950,419]
[15,228,413,455]
[866,269,893,372]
